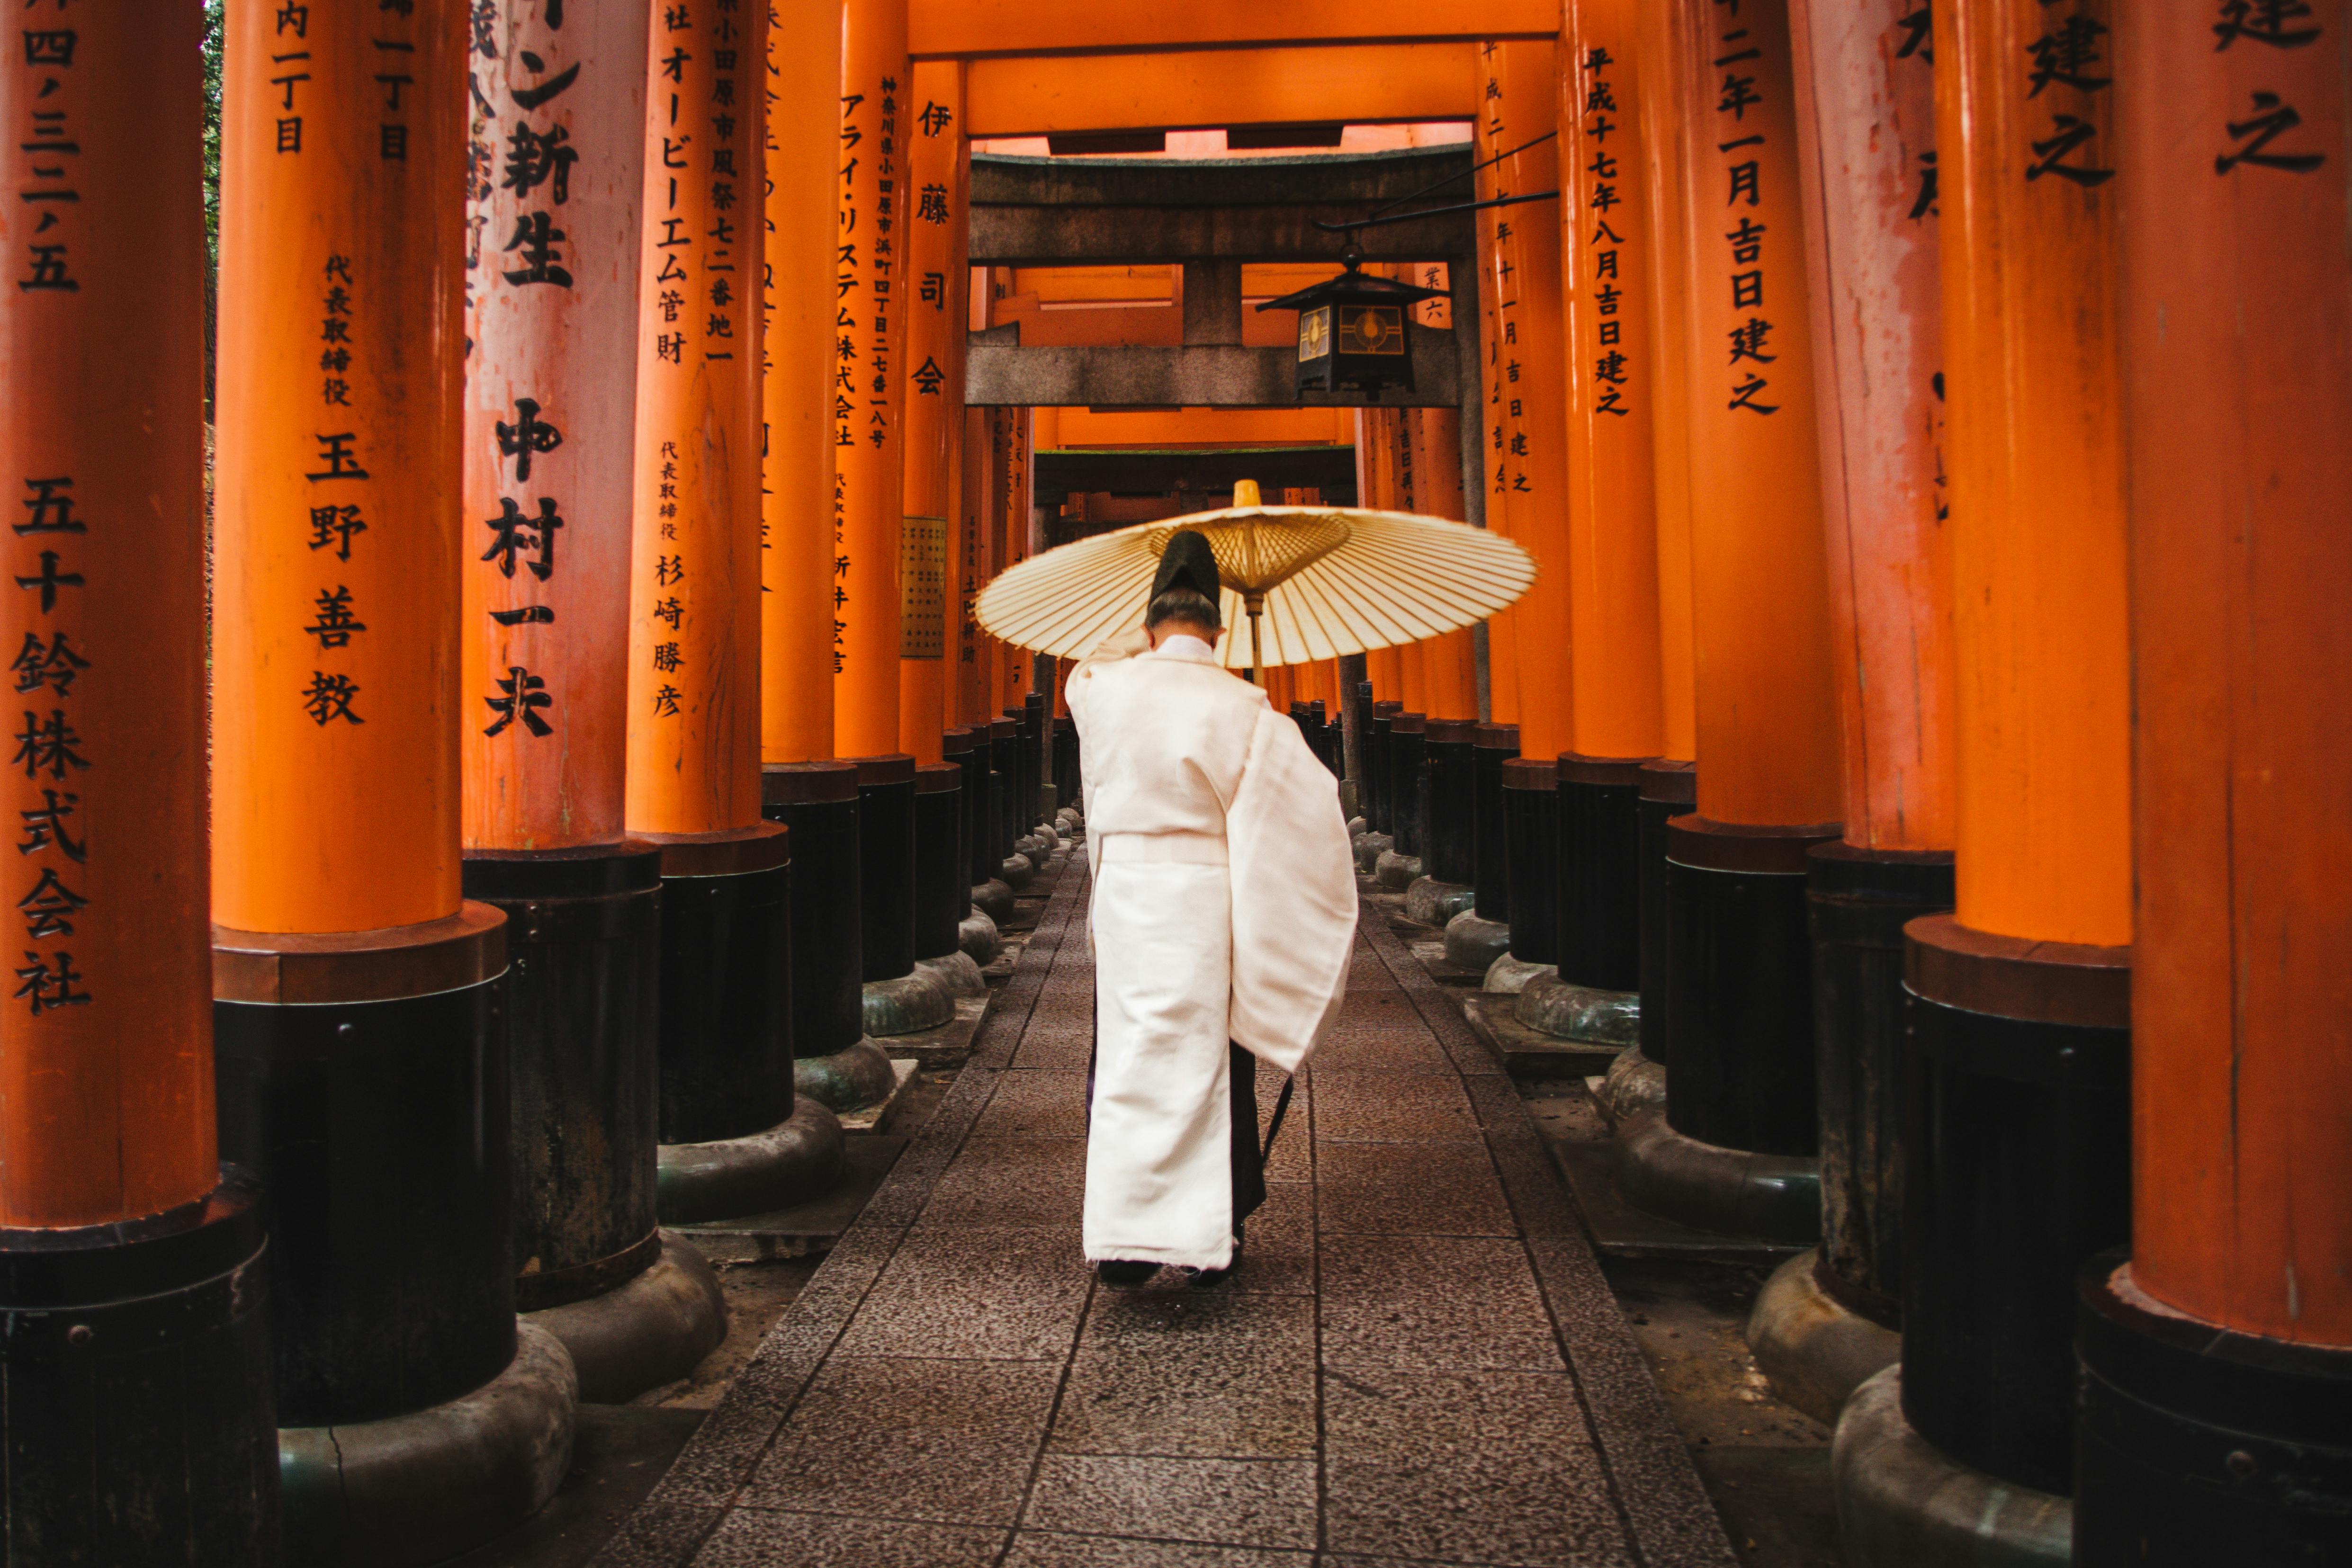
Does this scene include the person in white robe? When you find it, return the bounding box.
[1065,530,1358,1286]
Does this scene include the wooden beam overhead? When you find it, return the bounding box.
[963,43,1478,138]
[912,0,1557,59]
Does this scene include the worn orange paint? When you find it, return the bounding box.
[465,0,648,850]
[1934,0,2128,944]
[1479,40,1573,761]
[763,0,844,764]
[1406,405,1479,723]
[215,0,467,932]
[1668,0,1840,831]
[1634,0,1696,762]
[834,0,911,758]
[910,0,1557,58]
[626,0,768,835]
[1558,0,1665,765]
[955,404,991,725]
[1367,645,1403,702]
[2119,13,2346,1345]
[898,59,967,767]
[1470,68,1522,737]
[0,5,214,1227]
[1789,0,1953,852]
[963,44,1477,139]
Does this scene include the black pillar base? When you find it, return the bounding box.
[214,910,516,1427]
[1471,723,1518,924]
[946,726,990,893]
[915,765,965,963]
[1662,816,1840,1158]
[988,721,1020,863]
[463,842,723,1406]
[763,763,866,1061]
[1365,703,1397,835]
[848,755,920,985]
[0,1170,279,1566]
[644,830,796,1148]
[1808,842,1954,1329]
[1901,914,2131,1496]
[1556,755,1647,993]
[214,909,569,1563]
[1387,713,1428,865]
[1635,761,1696,1069]
[1422,720,1478,885]
[1500,757,1561,971]
[1053,715,1079,807]
[461,842,664,1313]
[2075,1254,2352,1565]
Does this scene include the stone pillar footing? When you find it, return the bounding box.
[1515,972,1640,1045]
[1374,850,1424,891]
[1483,952,1555,995]
[1014,834,1051,872]
[1833,1367,2071,1568]
[999,855,1035,892]
[972,880,1015,923]
[863,967,957,1037]
[956,909,1003,965]
[1403,876,1475,928]
[1443,909,1510,973]
[1747,1247,1901,1425]
[918,949,989,998]
[796,1036,900,1111]
[1616,1111,1822,1245]
[656,1099,845,1225]
[1354,831,1393,875]
[522,1232,727,1405]
[279,1322,577,1568]
[1593,1046,1666,1125]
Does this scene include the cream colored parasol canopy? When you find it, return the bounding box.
[973,499,1537,675]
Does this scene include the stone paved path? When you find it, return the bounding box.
[595,853,1738,1568]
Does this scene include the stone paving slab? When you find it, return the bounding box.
[590,849,1738,1568]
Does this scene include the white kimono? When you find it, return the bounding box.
[1067,636,1358,1270]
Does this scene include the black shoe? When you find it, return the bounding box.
[1184,1229,1244,1290]
[1095,1259,1158,1288]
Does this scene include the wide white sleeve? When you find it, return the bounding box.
[1225,707,1357,1073]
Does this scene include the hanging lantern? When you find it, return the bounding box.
[1257,257,1446,399]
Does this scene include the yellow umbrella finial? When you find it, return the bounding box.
[1232,478,1262,507]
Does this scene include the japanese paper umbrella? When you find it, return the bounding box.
[973,499,1537,678]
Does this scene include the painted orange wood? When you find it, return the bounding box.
[956,405,992,726]
[1472,170,1523,734]
[1668,0,1841,831]
[833,0,911,757]
[464,0,649,851]
[1558,0,1665,764]
[215,0,467,931]
[1634,0,1697,763]
[0,2,215,1227]
[2120,5,2352,1346]
[911,0,1557,59]
[1788,0,1954,852]
[963,44,1477,138]
[625,0,767,834]
[1934,0,2128,944]
[763,0,844,764]
[1481,40,1575,762]
[898,59,968,766]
